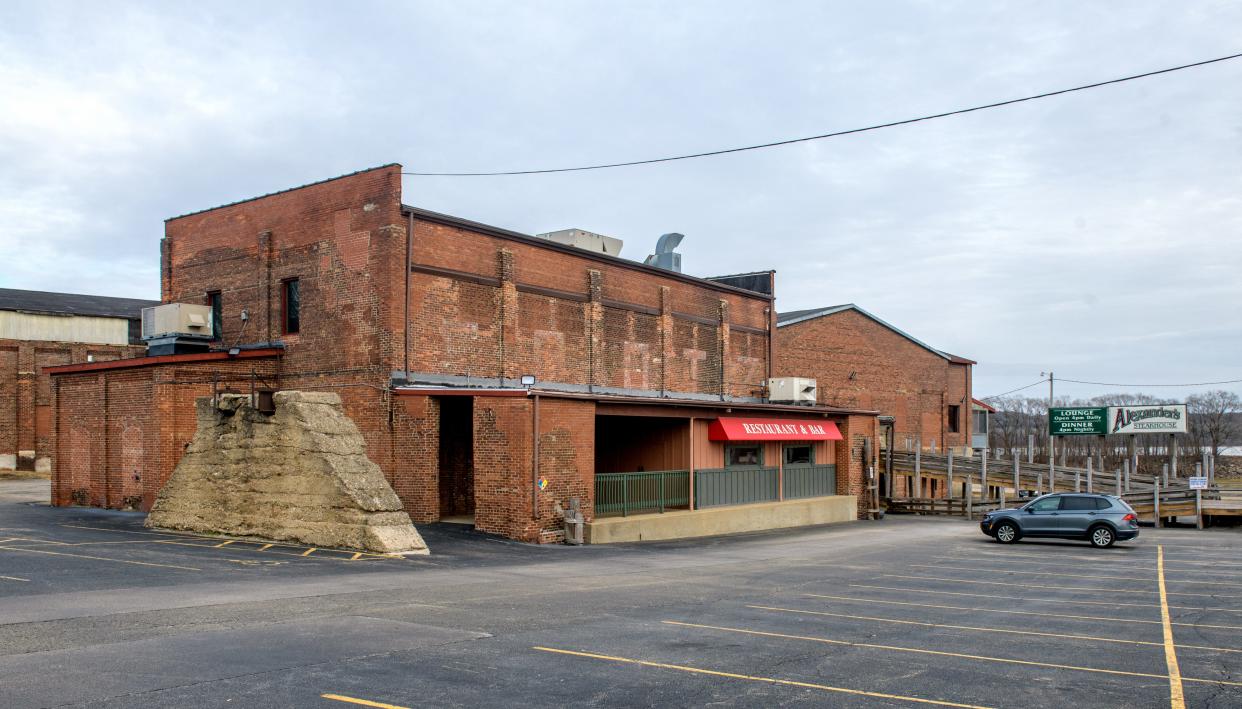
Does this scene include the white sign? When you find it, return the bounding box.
[1189,476,1208,490]
[1106,404,1188,435]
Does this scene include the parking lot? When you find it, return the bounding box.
[3,478,1242,708]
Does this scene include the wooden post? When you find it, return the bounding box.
[1075,471,1081,492]
[1013,456,1020,496]
[1195,462,1204,530]
[1086,457,1093,493]
[1028,434,1035,463]
[966,471,973,520]
[947,448,955,498]
[981,449,988,501]
[1123,459,1130,493]
[1162,462,1168,488]
[1170,434,1178,480]
[1115,467,1121,496]
[915,442,922,499]
[1154,478,1161,528]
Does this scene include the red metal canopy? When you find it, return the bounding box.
[708,417,843,442]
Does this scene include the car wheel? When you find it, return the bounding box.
[1089,525,1115,548]
[994,522,1019,544]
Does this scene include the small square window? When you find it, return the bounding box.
[783,444,813,466]
[726,444,762,467]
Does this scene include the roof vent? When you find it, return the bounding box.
[535,228,623,256]
[644,233,684,272]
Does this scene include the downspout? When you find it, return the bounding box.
[531,393,541,519]
[405,212,413,380]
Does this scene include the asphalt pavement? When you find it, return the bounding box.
[3,479,1241,708]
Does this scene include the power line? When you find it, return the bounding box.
[980,379,1048,400]
[402,51,1242,177]
[1058,377,1242,388]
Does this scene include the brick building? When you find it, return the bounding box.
[775,304,975,496]
[0,289,155,472]
[50,164,878,542]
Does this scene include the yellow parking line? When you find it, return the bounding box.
[532,646,991,708]
[259,544,274,551]
[1,574,30,582]
[0,544,200,571]
[802,593,1242,641]
[910,563,1242,588]
[1158,546,1186,709]
[954,552,1242,577]
[883,574,1236,599]
[663,621,1242,688]
[214,540,235,548]
[301,548,317,557]
[350,552,363,560]
[322,693,410,709]
[850,584,1242,617]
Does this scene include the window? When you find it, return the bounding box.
[947,405,961,433]
[726,444,762,467]
[1094,497,1113,510]
[783,444,813,466]
[1028,496,1060,512]
[206,291,222,340]
[281,278,300,334]
[1060,496,1097,511]
[973,410,988,435]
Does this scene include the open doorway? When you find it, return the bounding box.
[438,396,475,523]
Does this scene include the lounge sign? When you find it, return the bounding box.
[1107,404,1187,435]
[1049,407,1108,436]
[708,417,843,441]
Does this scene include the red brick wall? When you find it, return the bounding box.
[775,310,972,453]
[51,356,281,510]
[0,339,144,472]
[468,396,596,543]
[406,218,772,399]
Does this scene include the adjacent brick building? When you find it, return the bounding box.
[0,289,155,472]
[51,164,879,542]
[775,304,975,496]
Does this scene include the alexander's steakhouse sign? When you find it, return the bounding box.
[1050,404,1187,436]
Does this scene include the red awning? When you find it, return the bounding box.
[708,417,843,442]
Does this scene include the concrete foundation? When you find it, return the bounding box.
[146,391,428,554]
[584,495,857,544]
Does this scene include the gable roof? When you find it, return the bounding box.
[776,303,976,364]
[0,288,159,320]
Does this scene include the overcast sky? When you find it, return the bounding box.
[2,1,1239,402]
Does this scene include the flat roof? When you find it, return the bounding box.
[0,288,158,320]
[46,348,283,376]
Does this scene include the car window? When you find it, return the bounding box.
[1094,497,1113,510]
[1060,497,1096,511]
[1029,497,1061,512]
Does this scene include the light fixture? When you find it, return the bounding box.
[520,374,536,387]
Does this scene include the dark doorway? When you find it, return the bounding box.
[438,397,475,520]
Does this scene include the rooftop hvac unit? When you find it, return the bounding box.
[767,377,817,405]
[141,303,214,356]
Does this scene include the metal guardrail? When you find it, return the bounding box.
[694,467,779,509]
[594,470,690,517]
[783,464,837,500]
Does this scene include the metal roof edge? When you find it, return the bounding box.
[778,303,960,362]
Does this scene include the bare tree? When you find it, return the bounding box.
[1187,390,1242,458]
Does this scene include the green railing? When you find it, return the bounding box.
[595,470,690,517]
[694,467,779,509]
[783,464,837,500]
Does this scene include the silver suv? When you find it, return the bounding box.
[980,493,1140,548]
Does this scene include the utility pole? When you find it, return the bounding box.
[1041,371,1054,489]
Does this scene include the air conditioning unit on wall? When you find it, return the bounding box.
[142,303,213,340]
[767,377,817,405]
